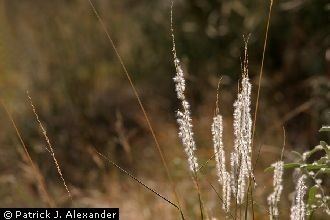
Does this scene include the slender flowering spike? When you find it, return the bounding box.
[268,161,284,219]
[173,58,186,100]
[176,100,198,172]
[173,61,198,172]
[171,7,198,173]
[230,46,254,204]
[232,74,253,203]
[212,114,231,211]
[212,115,226,183]
[230,151,239,195]
[290,175,307,220]
[222,171,231,212]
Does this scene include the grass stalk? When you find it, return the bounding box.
[1,100,55,207]
[87,1,183,218]
[92,148,184,219]
[252,0,274,145]
[250,1,274,218]
[170,2,206,218]
[27,91,72,200]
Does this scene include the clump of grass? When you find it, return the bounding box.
[5,0,328,219]
[265,126,330,219]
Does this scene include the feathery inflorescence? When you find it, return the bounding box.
[212,114,231,212]
[171,28,198,173]
[268,161,284,219]
[230,41,254,204]
[212,115,226,183]
[176,98,198,172]
[290,174,307,220]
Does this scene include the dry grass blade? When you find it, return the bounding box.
[27,91,72,199]
[87,1,183,216]
[197,154,216,173]
[252,0,274,147]
[208,182,234,219]
[250,1,274,219]
[1,100,55,207]
[91,148,184,219]
[197,77,222,173]
[197,162,235,219]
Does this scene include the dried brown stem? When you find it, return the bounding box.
[1,100,55,207]
[27,92,72,200]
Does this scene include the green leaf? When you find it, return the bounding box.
[317,156,328,164]
[319,126,330,132]
[265,163,300,172]
[304,164,328,171]
[303,145,324,160]
[319,168,330,174]
[291,151,303,160]
[320,141,328,147]
[265,163,329,172]
[307,185,318,206]
[284,163,301,169]
[320,141,330,158]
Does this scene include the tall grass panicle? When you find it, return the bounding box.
[267,161,284,219]
[290,174,307,220]
[212,113,231,212]
[171,13,198,173]
[174,63,198,173]
[230,40,254,204]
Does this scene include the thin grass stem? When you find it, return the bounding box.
[87,1,183,217]
[27,91,72,200]
[92,148,184,219]
[1,100,55,207]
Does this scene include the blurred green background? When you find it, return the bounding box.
[0,0,329,219]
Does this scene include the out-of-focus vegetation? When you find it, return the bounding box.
[0,0,329,219]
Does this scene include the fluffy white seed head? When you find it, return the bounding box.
[176,100,198,172]
[290,175,307,220]
[173,58,186,100]
[173,54,198,172]
[211,114,231,211]
[231,74,253,204]
[230,151,238,195]
[212,115,226,183]
[267,161,284,219]
[222,171,232,212]
[171,12,198,173]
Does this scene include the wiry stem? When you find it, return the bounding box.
[251,1,274,218]
[92,148,184,219]
[252,0,273,147]
[88,1,183,217]
[1,100,55,207]
[27,91,72,199]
